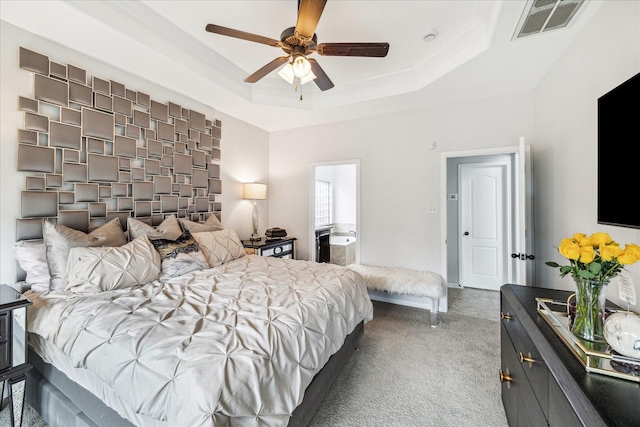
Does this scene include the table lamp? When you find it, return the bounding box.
[243,182,267,241]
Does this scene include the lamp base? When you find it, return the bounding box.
[249,233,262,242]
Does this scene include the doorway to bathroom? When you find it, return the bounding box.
[309,160,360,266]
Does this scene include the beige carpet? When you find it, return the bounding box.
[1,292,507,427]
[309,300,507,426]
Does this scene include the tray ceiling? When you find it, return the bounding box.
[1,0,602,131]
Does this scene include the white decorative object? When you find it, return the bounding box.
[616,274,637,306]
[603,311,640,359]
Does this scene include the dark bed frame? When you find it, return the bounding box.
[26,321,364,427]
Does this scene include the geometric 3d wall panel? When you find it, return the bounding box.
[17,47,223,240]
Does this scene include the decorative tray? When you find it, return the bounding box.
[536,298,640,383]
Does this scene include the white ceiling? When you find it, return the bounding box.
[1,0,603,132]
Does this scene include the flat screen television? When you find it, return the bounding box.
[597,71,640,229]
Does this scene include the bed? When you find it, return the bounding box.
[17,218,373,427]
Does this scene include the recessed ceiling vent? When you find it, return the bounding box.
[513,0,585,39]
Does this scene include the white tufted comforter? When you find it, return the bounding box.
[27,255,373,426]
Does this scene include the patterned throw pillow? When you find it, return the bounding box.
[192,229,246,267]
[149,230,209,280]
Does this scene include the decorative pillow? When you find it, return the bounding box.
[65,235,161,294]
[13,242,51,292]
[149,230,209,280]
[179,214,224,233]
[193,229,246,267]
[128,214,183,241]
[43,218,128,291]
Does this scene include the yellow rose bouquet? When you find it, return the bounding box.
[546,232,640,282]
[546,232,640,342]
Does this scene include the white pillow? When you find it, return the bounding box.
[179,214,224,233]
[128,214,183,241]
[43,218,128,291]
[65,235,161,293]
[13,242,51,292]
[193,229,245,267]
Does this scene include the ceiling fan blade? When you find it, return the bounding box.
[316,42,390,57]
[295,0,327,39]
[244,57,289,83]
[205,24,281,47]
[308,58,334,91]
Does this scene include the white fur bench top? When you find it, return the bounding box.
[348,264,446,299]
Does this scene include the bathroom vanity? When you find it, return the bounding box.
[315,227,331,263]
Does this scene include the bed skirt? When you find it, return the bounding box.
[26,321,365,427]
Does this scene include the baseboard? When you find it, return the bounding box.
[367,289,448,313]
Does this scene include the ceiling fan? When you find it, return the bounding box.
[205,0,389,91]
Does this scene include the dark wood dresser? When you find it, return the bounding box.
[500,284,639,427]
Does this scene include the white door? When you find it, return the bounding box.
[514,140,535,285]
[459,163,508,290]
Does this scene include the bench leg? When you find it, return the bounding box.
[430,297,439,328]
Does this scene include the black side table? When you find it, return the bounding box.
[242,237,297,259]
[0,285,32,427]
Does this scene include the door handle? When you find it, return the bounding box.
[511,253,536,260]
[464,231,469,236]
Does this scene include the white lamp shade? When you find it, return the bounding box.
[243,182,267,200]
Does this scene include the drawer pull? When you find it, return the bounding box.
[499,368,512,389]
[519,352,534,367]
[500,312,512,320]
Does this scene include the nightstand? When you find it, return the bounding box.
[0,285,32,427]
[243,237,297,259]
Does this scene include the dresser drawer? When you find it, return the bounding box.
[262,243,293,257]
[500,323,548,427]
[501,294,549,420]
[549,376,583,427]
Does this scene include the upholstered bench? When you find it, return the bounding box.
[348,264,447,328]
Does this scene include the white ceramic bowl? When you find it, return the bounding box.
[603,311,640,359]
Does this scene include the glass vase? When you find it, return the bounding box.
[571,277,609,342]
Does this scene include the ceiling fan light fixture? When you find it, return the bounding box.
[292,54,312,78]
[278,62,316,85]
[205,0,388,92]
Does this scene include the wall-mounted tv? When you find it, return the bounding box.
[597,72,640,229]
